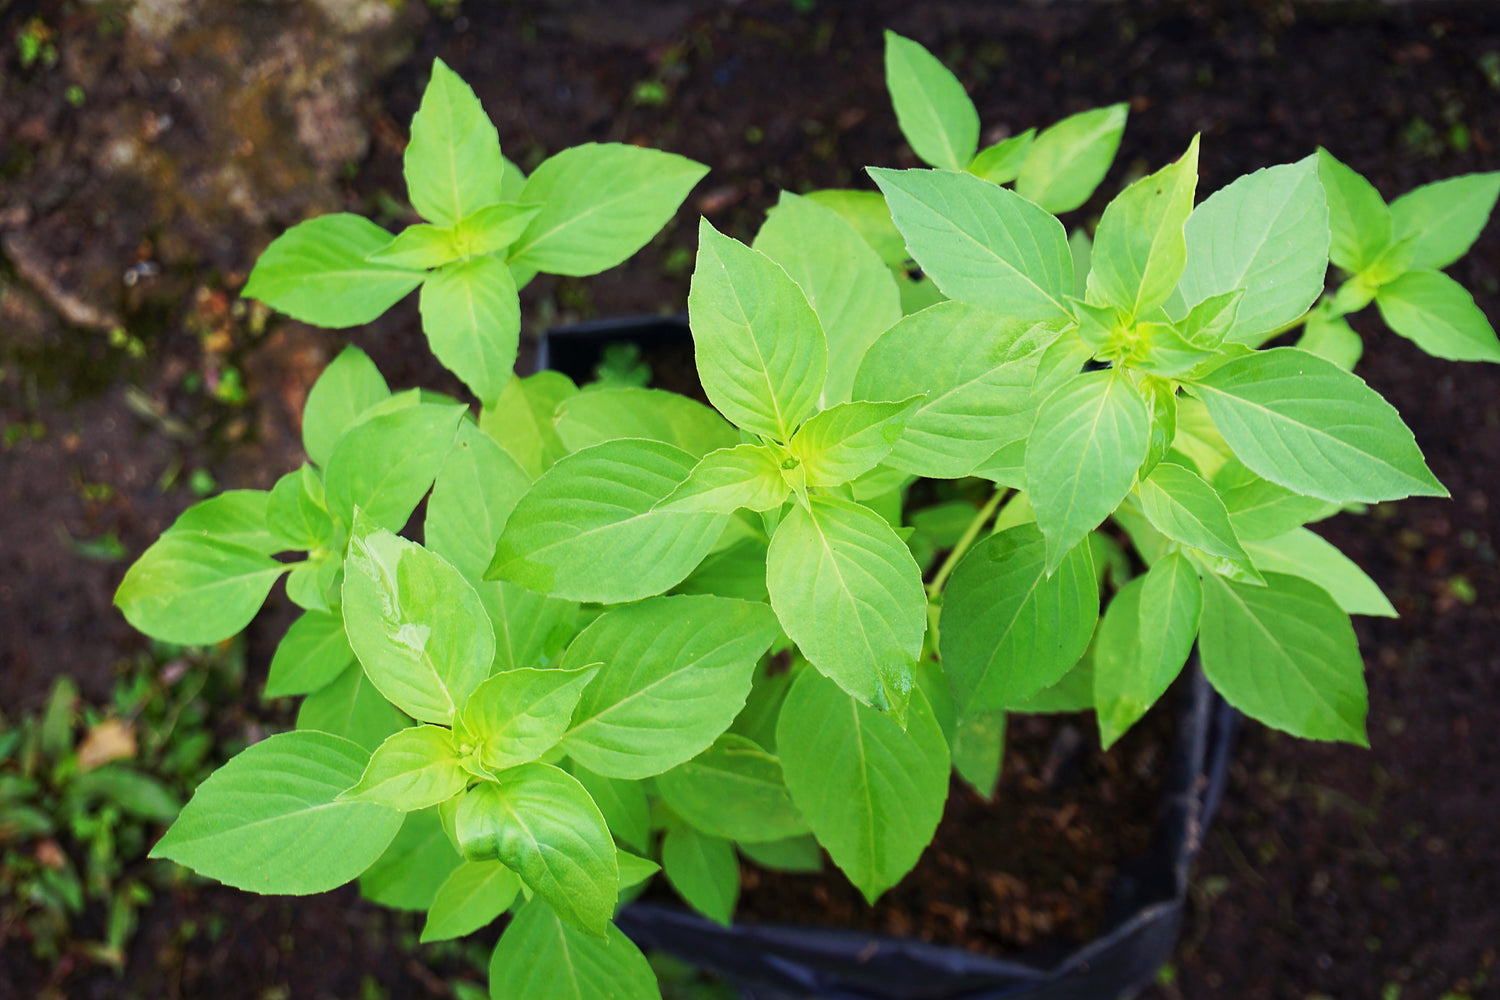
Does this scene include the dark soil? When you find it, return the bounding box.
[3,2,1500,999]
[733,706,1170,957]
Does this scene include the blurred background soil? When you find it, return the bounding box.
[1,1,1497,998]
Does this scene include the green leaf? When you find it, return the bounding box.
[1094,552,1201,748]
[804,189,909,266]
[553,388,739,458]
[689,219,827,440]
[368,223,463,270]
[1375,270,1500,363]
[1214,458,1339,541]
[265,610,354,698]
[488,899,660,1000]
[969,129,1035,185]
[419,255,521,404]
[1013,104,1129,214]
[767,496,926,709]
[1169,156,1330,345]
[870,167,1073,323]
[738,835,823,873]
[788,398,922,487]
[458,665,599,772]
[1007,649,1097,712]
[1297,308,1364,370]
[883,30,979,170]
[559,595,780,780]
[67,766,181,823]
[1088,136,1200,317]
[166,490,282,555]
[149,731,401,894]
[656,444,790,514]
[854,302,1051,478]
[776,670,949,903]
[662,825,739,926]
[342,519,495,724]
[453,202,543,257]
[242,214,423,328]
[270,471,333,557]
[360,807,463,910]
[655,734,808,843]
[477,581,577,674]
[753,191,903,404]
[302,345,392,467]
[323,403,466,531]
[1137,461,1249,562]
[1199,571,1368,745]
[1241,528,1396,618]
[342,725,467,811]
[950,710,1005,800]
[1316,148,1392,273]
[570,764,651,854]
[425,421,533,581]
[454,764,617,935]
[115,533,287,646]
[405,59,506,227]
[422,860,520,943]
[939,523,1099,715]
[1389,171,1500,271]
[296,662,410,753]
[673,534,770,603]
[488,438,726,604]
[479,371,577,478]
[1025,369,1150,569]
[508,143,707,276]
[1192,347,1446,502]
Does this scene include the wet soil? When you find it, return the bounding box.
[3,1,1500,998]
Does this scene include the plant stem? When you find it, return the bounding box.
[926,488,1007,601]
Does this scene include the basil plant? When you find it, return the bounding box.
[114,42,1499,999]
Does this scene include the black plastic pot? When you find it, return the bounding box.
[538,317,1241,1000]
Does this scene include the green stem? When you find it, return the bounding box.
[926,488,1007,601]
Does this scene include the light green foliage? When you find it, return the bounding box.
[1136,461,1250,565]
[1389,171,1500,270]
[883,30,979,170]
[488,438,726,603]
[949,709,1006,800]
[342,518,494,725]
[1241,528,1396,618]
[457,665,599,772]
[570,765,651,854]
[554,388,739,457]
[969,130,1034,185]
[265,610,354,698]
[1025,369,1150,569]
[754,191,903,404]
[1013,104,1129,214]
[507,143,707,276]
[425,420,533,581]
[241,214,424,328]
[323,402,465,531]
[767,495,926,709]
[939,524,1098,715]
[776,670,949,903]
[871,167,1073,323]
[268,466,333,551]
[1093,552,1202,748]
[164,489,281,554]
[690,220,827,440]
[1375,270,1500,362]
[1317,148,1394,273]
[559,596,780,779]
[301,345,391,467]
[662,825,739,926]
[115,532,287,647]
[1298,306,1364,369]
[488,899,661,1000]
[419,255,521,404]
[341,725,467,811]
[454,764,617,935]
[1199,572,1369,745]
[855,302,1050,478]
[656,444,790,514]
[481,371,578,478]
[1088,136,1199,317]
[297,662,410,753]
[656,734,808,843]
[404,59,508,227]
[150,731,401,894]
[359,806,463,910]
[422,860,520,943]
[788,397,920,486]
[1192,348,1446,502]
[1169,156,1330,345]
